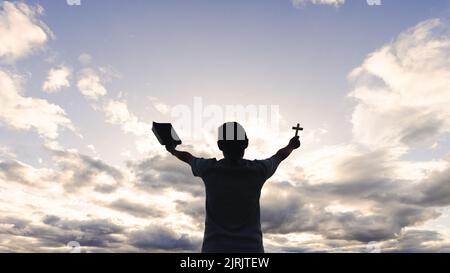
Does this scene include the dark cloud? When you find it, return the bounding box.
[399,113,445,147]
[271,229,450,253]
[1,148,125,194]
[382,230,450,253]
[0,216,30,229]
[42,216,123,235]
[108,198,165,218]
[128,155,204,196]
[409,164,450,207]
[0,161,28,184]
[42,215,60,225]
[335,150,395,182]
[258,178,440,243]
[128,225,201,252]
[0,215,125,251]
[1,213,202,252]
[175,197,205,229]
[50,148,124,193]
[40,216,124,248]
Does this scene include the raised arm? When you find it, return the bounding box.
[271,136,301,165]
[166,144,195,165]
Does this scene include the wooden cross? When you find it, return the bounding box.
[292,123,303,137]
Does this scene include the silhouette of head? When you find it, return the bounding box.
[217,122,248,161]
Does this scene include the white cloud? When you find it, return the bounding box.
[42,66,71,93]
[75,66,155,153]
[77,68,108,100]
[87,144,98,157]
[0,2,51,63]
[349,19,450,151]
[103,100,151,137]
[148,96,170,115]
[292,0,345,8]
[0,146,16,159]
[0,70,74,139]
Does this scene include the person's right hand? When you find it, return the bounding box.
[288,136,301,150]
[165,143,177,153]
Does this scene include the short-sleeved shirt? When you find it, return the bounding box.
[191,157,279,253]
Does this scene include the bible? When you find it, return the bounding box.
[152,122,182,146]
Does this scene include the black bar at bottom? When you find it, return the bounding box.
[0,253,446,272]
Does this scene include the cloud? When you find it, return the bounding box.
[74,64,155,153]
[0,215,125,252]
[291,0,345,8]
[402,159,450,207]
[50,147,124,193]
[42,66,71,93]
[129,225,200,252]
[40,216,124,248]
[0,144,126,194]
[0,149,203,252]
[258,180,439,243]
[175,198,205,228]
[103,99,151,137]
[74,64,158,155]
[128,155,204,196]
[108,198,165,218]
[0,146,16,159]
[149,96,171,115]
[349,19,450,151]
[77,68,108,100]
[0,70,74,139]
[0,160,55,186]
[0,2,51,63]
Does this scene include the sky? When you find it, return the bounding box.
[1,0,450,252]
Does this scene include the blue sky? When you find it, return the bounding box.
[1,0,450,252]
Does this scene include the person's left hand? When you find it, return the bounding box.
[288,136,301,150]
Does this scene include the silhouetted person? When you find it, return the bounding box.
[166,122,301,253]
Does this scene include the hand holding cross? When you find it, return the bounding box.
[292,123,303,137]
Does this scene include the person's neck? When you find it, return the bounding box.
[223,157,243,165]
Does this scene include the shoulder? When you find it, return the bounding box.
[251,158,279,180]
[191,158,217,177]
[251,158,276,168]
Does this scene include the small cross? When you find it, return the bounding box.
[292,123,303,137]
